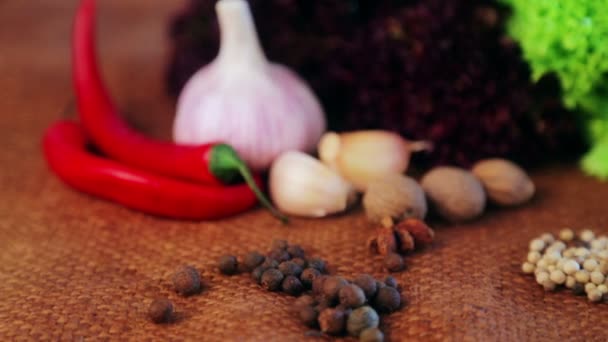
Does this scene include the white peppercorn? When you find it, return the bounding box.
[559,228,574,241]
[562,259,580,275]
[527,251,541,264]
[545,251,561,265]
[585,282,596,294]
[521,262,535,274]
[583,259,598,272]
[549,270,566,285]
[547,265,556,272]
[563,248,575,258]
[550,241,566,251]
[575,247,590,258]
[597,284,608,295]
[575,270,590,283]
[529,239,545,252]
[591,238,606,251]
[580,229,595,243]
[540,233,555,245]
[542,280,556,291]
[597,250,608,260]
[536,259,549,269]
[535,272,549,285]
[598,261,608,275]
[587,289,603,302]
[565,276,576,289]
[590,271,605,285]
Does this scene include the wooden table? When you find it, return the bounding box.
[2,1,608,341]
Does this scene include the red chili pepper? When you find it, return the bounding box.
[71,0,287,222]
[43,120,264,220]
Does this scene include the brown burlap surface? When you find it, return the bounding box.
[2,1,608,341]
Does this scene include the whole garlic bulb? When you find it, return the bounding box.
[174,0,326,171]
[269,151,356,218]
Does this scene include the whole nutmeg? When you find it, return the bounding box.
[421,167,486,222]
[363,174,427,223]
[471,158,535,206]
[148,298,174,324]
[373,286,401,313]
[346,306,379,336]
[172,265,201,296]
[318,308,346,335]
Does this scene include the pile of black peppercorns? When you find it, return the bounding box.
[217,240,402,341]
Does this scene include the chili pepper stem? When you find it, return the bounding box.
[210,144,289,224]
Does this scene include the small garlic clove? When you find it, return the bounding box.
[269,151,355,217]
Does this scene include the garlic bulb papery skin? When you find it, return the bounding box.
[269,151,356,218]
[318,131,432,191]
[174,0,326,171]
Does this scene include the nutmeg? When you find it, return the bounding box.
[363,174,427,224]
[471,158,535,206]
[421,167,486,222]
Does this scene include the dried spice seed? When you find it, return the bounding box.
[373,287,401,313]
[294,295,316,310]
[339,284,366,309]
[271,239,289,251]
[291,258,307,269]
[268,249,291,263]
[172,265,201,296]
[396,219,435,247]
[218,255,239,275]
[354,275,378,299]
[323,276,349,303]
[242,251,265,272]
[346,306,380,337]
[301,268,322,288]
[260,258,280,270]
[261,269,284,291]
[299,306,319,328]
[287,245,305,259]
[384,276,398,289]
[278,261,303,277]
[148,298,174,324]
[318,308,346,335]
[282,275,304,296]
[307,258,327,273]
[360,327,384,342]
[384,253,405,272]
[312,275,329,295]
[251,266,266,284]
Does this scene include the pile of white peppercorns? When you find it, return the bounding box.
[522,228,608,302]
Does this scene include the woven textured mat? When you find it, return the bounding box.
[2,1,608,341]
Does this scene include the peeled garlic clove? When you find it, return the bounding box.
[363,174,427,224]
[174,0,326,171]
[318,130,431,191]
[471,158,535,206]
[269,151,356,217]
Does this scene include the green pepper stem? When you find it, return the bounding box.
[210,144,289,224]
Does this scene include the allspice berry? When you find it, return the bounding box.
[268,249,291,263]
[318,308,346,335]
[172,265,201,296]
[472,158,535,206]
[287,245,305,259]
[301,268,321,288]
[346,306,380,336]
[242,251,265,272]
[339,284,366,308]
[218,255,238,275]
[354,274,378,299]
[323,276,349,302]
[312,275,329,295]
[282,275,304,296]
[373,286,401,313]
[421,167,486,222]
[291,258,307,269]
[148,298,174,324]
[384,276,398,289]
[384,253,405,272]
[278,261,303,277]
[363,174,427,224]
[294,295,317,310]
[299,306,319,328]
[307,258,327,273]
[251,266,266,284]
[360,327,384,342]
[261,269,284,291]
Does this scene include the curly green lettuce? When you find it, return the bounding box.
[502,0,608,179]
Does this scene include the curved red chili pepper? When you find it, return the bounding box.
[43,120,262,220]
[72,0,287,222]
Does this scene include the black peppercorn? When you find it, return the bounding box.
[354,274,378,299]
[268,249,291,263]
[299,306,319,328]
[261,268,284,291]
[260,257,279,270]
[373,286,401,313]
[242,251,265,272]
[287,244,305,259]
[300,268,321,288]
[307,258,327,273]
[251,266,266,284]
[339,284,366,308]
[384,276,398,289]
[278,261,303,277]
[148,298,174,324]
[312,275,329,296]
[318,308,346,335]
[282,275,304,296]
[384,253,404,272]
[323,276,349,303]
[172,265,201,296]
[218,255,239,275]
[271,239,289,251]
[360,327,384,342]
[291,257,307,269]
